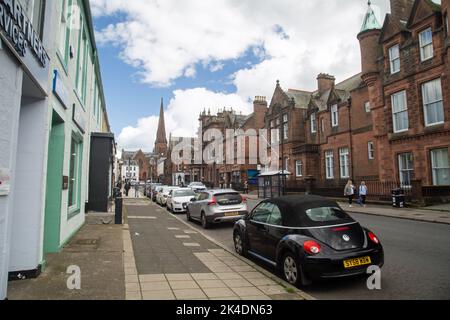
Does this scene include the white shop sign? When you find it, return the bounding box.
[0,168,11,196]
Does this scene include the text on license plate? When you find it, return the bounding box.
[224,212,239,217]
[343,256,372,269]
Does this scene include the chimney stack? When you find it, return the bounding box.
[390,0,415,23]
[253,96,268,129]
[317,74,335,95]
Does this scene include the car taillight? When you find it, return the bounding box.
[304,241,321,255]
[368,232,380,244]
[208,197,217,206]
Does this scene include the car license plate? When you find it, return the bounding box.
[343,256,372,269]
[224,212,239,217]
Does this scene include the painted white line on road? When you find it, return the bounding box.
[175,235,191,239]
[128,216,157,220]
[183,243,201,247]
[168,227,180,231]
[184,230,198,234]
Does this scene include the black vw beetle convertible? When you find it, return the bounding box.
[233,195,384,287]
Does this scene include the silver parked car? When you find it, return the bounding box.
[186,189,248,229]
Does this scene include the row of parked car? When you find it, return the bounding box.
[147,183,248,229]
[145,182,384,288]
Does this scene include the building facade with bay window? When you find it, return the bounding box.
[0,0,111,299]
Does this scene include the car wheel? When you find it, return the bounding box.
[282,253,311,287]
[234,232,247,256]
[186,209,192,222]
[201,213,210,229]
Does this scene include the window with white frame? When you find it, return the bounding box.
[431,148,450,186]
[368,142,375,160]
[339,148,350,179]
[389,44,400,74]
[398,153,414,186]
[391,91,409,133]
[283,114,289,140]
[321,118,325,133]
[365,101,371,113]
[311,113,317,133]
[296,160,303,177]
[325,151,334,179]
[419,27,433,61]
[284,158,289,172]
[331,104,339,127]
[422,78,444,126]
[58,0,71,64]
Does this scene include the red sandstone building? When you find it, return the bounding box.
[358,0,449,190]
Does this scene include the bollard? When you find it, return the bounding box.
[115,197,123,225]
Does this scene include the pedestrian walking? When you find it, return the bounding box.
[124,181,131,197]
[359,181,368,207]
[134,182,139,198]
[344,180,355,208]
[243,180,249,194]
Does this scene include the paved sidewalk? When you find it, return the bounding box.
[244,193,450,225]
[7,224,125,300]
[338,202,450,225]
[123,198,308,300]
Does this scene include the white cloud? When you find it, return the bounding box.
[117,88,252,152]
[95,0,394,150]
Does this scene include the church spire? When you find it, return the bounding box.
[154,98,168,156]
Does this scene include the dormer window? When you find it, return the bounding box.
[419,27,433,62]
[331,104,339,127]
[311,113,317,133]
[389,44,400,74]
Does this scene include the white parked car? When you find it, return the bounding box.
[167,188,197,213]
[188,182,207,192]
[156,186,178,206]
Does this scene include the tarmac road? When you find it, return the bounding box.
[179,199,450,300]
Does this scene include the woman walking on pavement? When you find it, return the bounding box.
[344,180,356,208]
[359,181,368,207]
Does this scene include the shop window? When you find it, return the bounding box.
[68,135,83,217]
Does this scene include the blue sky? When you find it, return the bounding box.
[94,15,264,135]
[91,0,392,152]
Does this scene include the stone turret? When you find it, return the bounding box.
[358,1,382,85]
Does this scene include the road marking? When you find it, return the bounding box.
[128,216,157,220]
[175,235,191,239]
[184,230,198,234]
[168,227,180,231]
[183,243,201,247]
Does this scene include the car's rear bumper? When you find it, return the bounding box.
[302,248,384,280]
[172,204,188,213]
[206,212,248,224]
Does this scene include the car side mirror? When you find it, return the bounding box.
[190,198,196,202]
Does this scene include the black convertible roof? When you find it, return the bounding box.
[270,195,339,208]
[266,195,352,227]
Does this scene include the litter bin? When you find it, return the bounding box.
[392,188,405,208]
[115,197,123,224]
